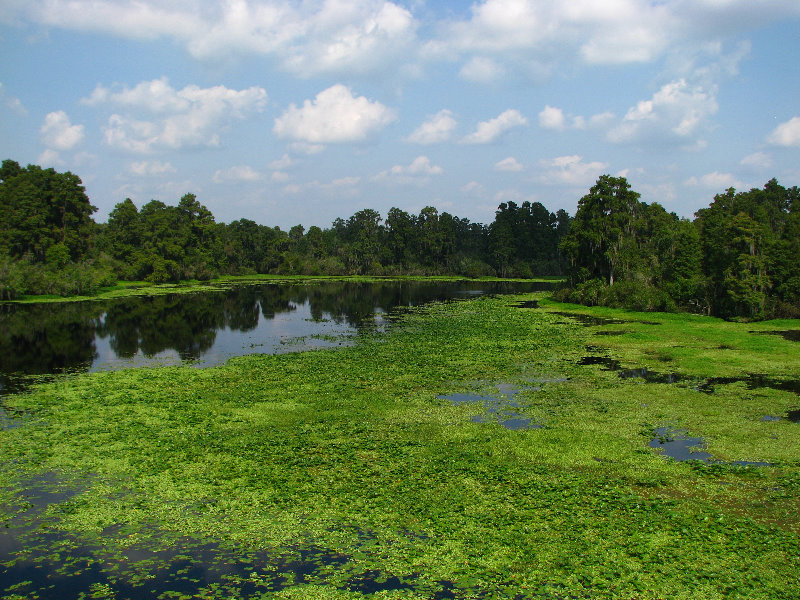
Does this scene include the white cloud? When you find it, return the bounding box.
[16,1,205,42]
[538,105,566,131]
[767,116,800,147]
[459,56,505,83]
[406,110,457,145]
[213,165,263,183]
[684,171,744,190]
[37,148,63,167]
[283,175,361,194]
[607,78,718,144]
[84,78,267,153]
[269,154,294,170]
[374,155,443,184]
[538,105,595,131]
[271,171,290,183]
[274,84,396,145]
[11,1,418,77]
[494,157,524,172]
[129,161,176,176]
[740,152,773,169]
[537,155,608,186]
[437,0,800,80]
[8,0,800,85]
[40,111,84,151]
[0,83,27,115]
[461,181,486,195]
[278,0,418,77]
[462,109,527,144]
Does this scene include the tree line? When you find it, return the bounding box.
[556,175,800,319]
[1,158,798,320]
[0,159,568,299]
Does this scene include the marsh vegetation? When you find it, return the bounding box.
[1,280,799,599]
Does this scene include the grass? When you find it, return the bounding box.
[1,292,799,599]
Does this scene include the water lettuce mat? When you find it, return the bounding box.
[2,293,799,599]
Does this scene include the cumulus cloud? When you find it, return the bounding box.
[406,110,458,145]
[538,105,594,131]
[83,78,267,153]
[274,84,396,145]
[494,157,524,172]
[462,109,527,144]
[607,78,718,144]
[269,154,294,170]
[459,56,505,83]
[767,116,800,147]
[40,111,84,151]
[278,0,417,77]
[7,1,800,84]
[129,161,176,176]
[537,155,608,186]
[374,155,443,184]
[437,0,800,81]
[538,105,566,131]
[684,171,744,190]
[213,165,263,183]
[10,1,418,77]
[740,152,773,169]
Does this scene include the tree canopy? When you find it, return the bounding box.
[2,158,799,319]
[558,175,799,319]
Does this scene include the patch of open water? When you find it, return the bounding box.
[438,382,544,430]
[649,427,772,467]
[0,280,551,397]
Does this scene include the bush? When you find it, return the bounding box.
[0,255,118,298]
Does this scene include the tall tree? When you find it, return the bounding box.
[561,175,642,286]
[0,160,97,262]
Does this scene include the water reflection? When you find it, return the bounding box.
[0,280,550,394]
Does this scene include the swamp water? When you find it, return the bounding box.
[1,279,554,600]
[0,280,550,396]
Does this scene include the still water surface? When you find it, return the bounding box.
[0,279,550,395]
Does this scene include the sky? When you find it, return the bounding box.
[1,1,799,230]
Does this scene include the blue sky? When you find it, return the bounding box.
[1,1,799,230]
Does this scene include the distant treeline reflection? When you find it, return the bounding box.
[0,280,547,392]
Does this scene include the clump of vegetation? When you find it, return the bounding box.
[557,175,800,320]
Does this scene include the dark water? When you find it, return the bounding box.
[649,427,771,467]
[0,279,551,396]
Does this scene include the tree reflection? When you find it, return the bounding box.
[1,280,551,388]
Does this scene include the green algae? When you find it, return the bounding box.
[1,292,799,599]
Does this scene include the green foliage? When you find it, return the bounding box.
[695,178,800,319]
[0,159,97,263]
[560,175,799,320]
[3,157,798,320]
[0,254,117,299]
[2,292,799,598]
